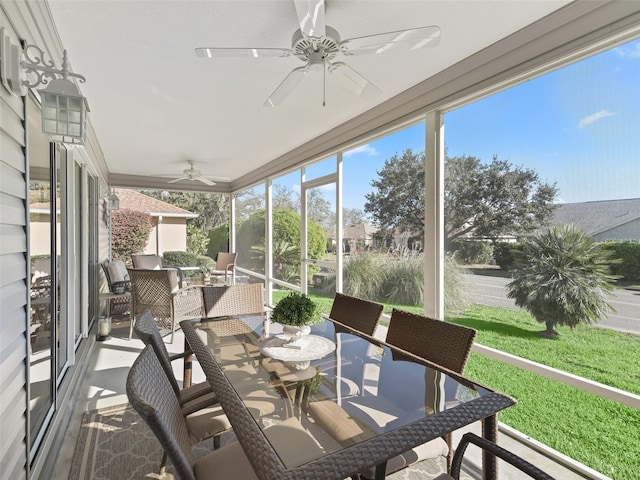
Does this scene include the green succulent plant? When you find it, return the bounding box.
[271,292,322,327]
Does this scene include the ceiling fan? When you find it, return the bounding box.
[195,0,440,107]
[156,160,226,186]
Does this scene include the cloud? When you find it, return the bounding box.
[344,144,378,157]
[614,41,640,59]
[578,110,616,128]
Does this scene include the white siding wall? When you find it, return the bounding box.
[0,12,28,480]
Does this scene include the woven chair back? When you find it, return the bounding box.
[126,346,195,480]
[202,283,264,318]
[329,293,384,336]
[386,309,476,374]
[128,268,177,318]
[133,311,182,398]
[214,252,237,272]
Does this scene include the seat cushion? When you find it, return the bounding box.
[185,405,232,442]
[263,416,326,467]
[359,437,449,479]
[193,440,258,480]
[306,399,378,446]
[107,259,129,283]
[133,254,163,269]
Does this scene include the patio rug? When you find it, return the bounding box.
[69,403,451,480]
[68,403,229,480]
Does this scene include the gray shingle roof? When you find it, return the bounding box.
[550,198,640,236]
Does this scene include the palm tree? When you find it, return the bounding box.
[506,224,617,338]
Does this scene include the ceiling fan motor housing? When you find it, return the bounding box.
[292,25,341,60]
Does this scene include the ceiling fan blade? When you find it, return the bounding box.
[195,47,292,58]
[332,63,381,100]
[196,177,216,186]
[340,25,441,56]
[293,0,326,39]
[167,176,188,184]
[264,66,307,107]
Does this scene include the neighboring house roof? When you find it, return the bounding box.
[343,223,379,239]
[115,189,198,218]
[550,198,640,236]
[30,189,197,219]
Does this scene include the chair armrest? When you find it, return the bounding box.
[168,350,192,362]
[451,433,555,480]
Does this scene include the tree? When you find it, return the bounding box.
[305,187,334,238]
[272,184,297,211]
[236,209,326,270]
[364,150,558,247]
[445,155,557,246]
[364,148,425,238]
[506,224,617,338]
[186,224,209,255]
[343,207,366,225]
[111,209,152,264]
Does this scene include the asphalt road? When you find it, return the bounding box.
[463,273,640,335]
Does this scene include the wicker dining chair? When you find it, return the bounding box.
[201,283,264,319]
[210,252,237,285]
[134,311,215,413]
[329,292,384,336]
[126,346,255,480]
[434,433,555,480]
[360,308,477,479]
[385,308,476,374]
[128,268,204,343]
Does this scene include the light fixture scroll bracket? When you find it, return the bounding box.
[21,44,86,89]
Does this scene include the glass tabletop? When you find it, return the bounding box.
[193,314,505,471]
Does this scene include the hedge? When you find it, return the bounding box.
[600,240,640,282]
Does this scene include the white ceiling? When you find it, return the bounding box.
[47,0,570,190]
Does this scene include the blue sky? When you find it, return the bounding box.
[337,37,640,211]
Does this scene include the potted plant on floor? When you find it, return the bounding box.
[271,291,322,339]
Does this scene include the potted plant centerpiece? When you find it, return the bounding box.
[271,292,322,339]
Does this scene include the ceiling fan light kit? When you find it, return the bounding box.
[156,160,221,186]
[195,1,440,107]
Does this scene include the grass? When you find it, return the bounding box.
[451,305,640,480]
[277,290,639,478]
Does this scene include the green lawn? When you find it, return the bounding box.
[454,305,640,480]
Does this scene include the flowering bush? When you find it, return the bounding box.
[111,209,152,264]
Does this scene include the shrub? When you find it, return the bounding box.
[493,241,525,270]
[187,224,209,256]
[600,240,640,282]
[271,292,322,327]
[195,255,216,270]
[343,252,384,301]
[237,209,326,270]
[162,251,199,267]
[111,209,152,264]
[206,223,230,259]
[380,255,424,305]
[506,225,616,338]
[444,255,470,315]
[449,239,493,264]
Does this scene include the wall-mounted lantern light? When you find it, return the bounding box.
[1,28,89,145]
[108,189,120,211]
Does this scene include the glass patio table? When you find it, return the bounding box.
[181,315,515,480]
